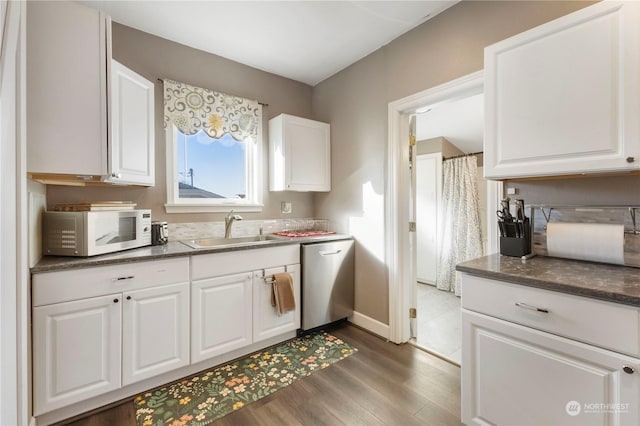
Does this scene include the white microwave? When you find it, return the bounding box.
[43,210,152,257]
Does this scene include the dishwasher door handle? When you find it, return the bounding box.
[319,249,342,256]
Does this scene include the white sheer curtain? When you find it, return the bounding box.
[437,155,484,296]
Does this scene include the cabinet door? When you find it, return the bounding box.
[33,294,121,415]
[26,1,108,176]
[107,60,155,186]
[191,273,253,363]
[285,117,330,191]
[253,264,301,343]
[122,283,189,386]
[462,310,639,426]
[269,114,331,191]
[484,1,640,179]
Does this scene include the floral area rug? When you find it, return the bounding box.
[135,332,357,426]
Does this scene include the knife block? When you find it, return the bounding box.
[500,218,532,257]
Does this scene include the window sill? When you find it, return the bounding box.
[164,203,264,214]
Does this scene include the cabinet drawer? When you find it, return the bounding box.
[191,245,300,280]
[461,274,640,357]
[33,257,190,306]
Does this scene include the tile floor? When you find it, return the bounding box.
[415,282,461,364]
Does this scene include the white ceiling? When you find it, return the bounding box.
[79,0,458,86]
[415,93,484,154]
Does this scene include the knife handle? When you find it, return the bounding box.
[515,199,525,221]
[500,198,513,221]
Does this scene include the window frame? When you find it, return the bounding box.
[164,105,263,213]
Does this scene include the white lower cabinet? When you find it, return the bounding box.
[189,245,301,365]
[253,264,301,343]
[461,275,640,426]
[463,310,639,426]
[190,263,302,363]
[122,283,189,386]
[32,247,302,419]
[32,257,190,416]
[33,294,122,416]
[191,273,253,363]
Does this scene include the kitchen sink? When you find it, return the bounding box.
[180,234,282,249]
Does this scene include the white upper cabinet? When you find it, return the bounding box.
[26,1,155,186]
[484,1,640,179]
[107,60,155,186]
[27,1,108,177]
[269,114,331,191]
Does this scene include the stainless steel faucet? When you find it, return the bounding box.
[224,210,243,238]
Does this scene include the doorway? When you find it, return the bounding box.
[414,157,488,363]
[386,70,503,345]
[412,94,487,363]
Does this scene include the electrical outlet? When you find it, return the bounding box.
[507,187,517,195]
[281,202,292,214]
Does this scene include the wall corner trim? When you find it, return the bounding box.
[348,312,390,340]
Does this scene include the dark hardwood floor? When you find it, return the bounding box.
[62,323,462,426]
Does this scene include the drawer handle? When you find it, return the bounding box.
[515,302,549,314]
[623,365,635,374]
[112,276,135,282]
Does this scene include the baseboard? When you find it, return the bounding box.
[348,311,389,340]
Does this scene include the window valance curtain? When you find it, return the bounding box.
[163,79,260,141]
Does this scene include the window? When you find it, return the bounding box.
[163,79,263,213]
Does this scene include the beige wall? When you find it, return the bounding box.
[312,1,595,325]
[47,22,315,223]
[416,136,464,158]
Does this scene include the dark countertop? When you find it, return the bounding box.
[32,234,353,274]
[456,254,640,308]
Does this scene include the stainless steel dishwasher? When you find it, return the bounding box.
[301,239,355,331]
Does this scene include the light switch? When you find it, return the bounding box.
[281,202,292,214]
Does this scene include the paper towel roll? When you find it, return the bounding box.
[546,222,625,265]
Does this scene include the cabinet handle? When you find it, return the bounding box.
[126,296,132,300]
[623,365,635,374]
[319,249,342,256]
[515,302,549,313]
[627,157,635,163]
[112,276,134,282]
[113,298,119,303]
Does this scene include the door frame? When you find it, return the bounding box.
[1,1,28,424]
[386,70,503,343]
